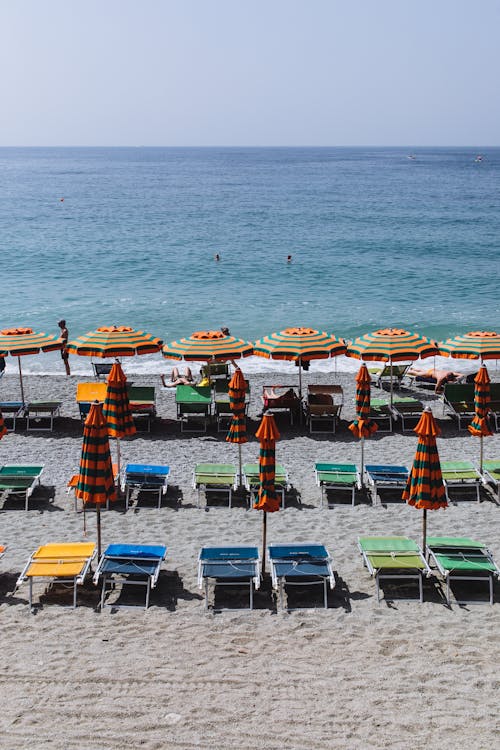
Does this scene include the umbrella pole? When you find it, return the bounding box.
[390,361,394,408]
[96,504,102,559]
[261,511,267,575]
[116,437,121,489]
[298,359,303,426]
[480,435,484,474]
[360,436,365,486]
[238,443,243,489]
[18,357,25,405]
[422,509,427,554]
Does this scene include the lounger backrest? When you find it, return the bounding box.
[127,385,155,403]
[76,382,107,402]
[489,382,500,403]
[443,383,475,403]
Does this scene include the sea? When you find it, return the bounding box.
[0,146,499,375]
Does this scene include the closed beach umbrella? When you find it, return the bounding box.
[347,328,439,406]
[348,364,378,481]
[253,327,347,403]
[0,327,63,404]
[67,326,163,359]
[254,412,281,574]
[439,330,500,362]
[402,407,447,551]
[0,410,7,440]
[163,330,253,361]
[468,365,493,473]
[103,362,136,482]
[75,401,117,558]
[225,367,248,488]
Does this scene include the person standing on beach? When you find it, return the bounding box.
[58,319,71,376]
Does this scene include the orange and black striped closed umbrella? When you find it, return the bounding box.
[163,330,253,361]
[0,327,63,403]
[254,412,281,574]
[103,362,136,481]
[468,365,493,472]
[0,411,7,441]
[402,408,447,550]
[67,326,163,358]
[348,364,378,480]
[439,331,500,361]
[75,401,117,558]
[226,368,248,487]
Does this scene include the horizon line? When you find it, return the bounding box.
[0,144,498,149]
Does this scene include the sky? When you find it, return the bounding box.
[0,0,499,146]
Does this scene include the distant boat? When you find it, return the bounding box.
[474,154,483,162]
[407,154,416,160]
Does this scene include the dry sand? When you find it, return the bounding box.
[0,371,499,750]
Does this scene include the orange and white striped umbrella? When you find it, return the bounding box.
[253,327,346,361]
[67,326,163,358]
[163,330,253,361]
[0,327,63,403]
[347,328,438,362]
[439,331,500,361]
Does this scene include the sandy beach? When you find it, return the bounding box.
[0,369,499,750]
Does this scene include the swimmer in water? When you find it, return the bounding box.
[214,253,220,261]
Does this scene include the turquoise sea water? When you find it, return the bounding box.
[0,147,499,373]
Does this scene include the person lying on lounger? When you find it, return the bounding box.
[161,367,195,387]
[406,366,466,393]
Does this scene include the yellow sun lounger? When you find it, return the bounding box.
[16,542,96,611]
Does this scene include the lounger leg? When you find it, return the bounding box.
[229,488,232,509]
[476,482,480,503]
[489,575,493,605]
[25,491,29,512]
[419,573,423,604]
[280,581,284,610]
[323,578,327,609]
[249,581,253,610]
[101,577,107,609]
[73,579,77,608]
[375,574,381,603]
[446,576,451,606]
[205,579,209,610]
[351,485,355,507]
[29,578,33,610]
[145,578,151,609]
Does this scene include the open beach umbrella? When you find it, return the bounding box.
[439,330,500,362]
[225,367,248,488]
[347,328,439,406]
[468,365,493,473]
[162,330,253,361]
[103,362,136,482]
[253,327,347,402]
[402,407,447,551]
[254,412,280,574]
[67,325,163,359]
[75,401,117,559]
[0,327,63,404]
[348,364,378,482]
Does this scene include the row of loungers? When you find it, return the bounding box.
[8,536,500,612]
[2,460,500,511]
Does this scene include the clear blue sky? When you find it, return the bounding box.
[1,0,498,146]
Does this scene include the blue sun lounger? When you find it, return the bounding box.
[198,546,260,610]
[121,463,170,510]
[93,543,167,609]
[268,543,335,610]
[364,464,409,504]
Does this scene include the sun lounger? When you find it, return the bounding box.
[389,396,425,431]
[426,537,500,605]
[488,383,500,431]
[93,543,167,609]
[127,385,156,432]
[243,463,290,509]
[92,361,113,379]
[198,546,261,610]
[214,386,250,432]
[482,460,500,502]
[25,401,62,431]
[76,382,107,419]
[193,463,237,507]
[305,385,343,433]
[358,536,430,603]
[0,464,44,511]
[200,362,230,382]
[443,383,475,430]
[67,463,118,511]
[441,461,482,503]
[262,385,300,425]
[0,402,25,431]
[364,464,409,505]
[268,543,335,610]
[369,364,409,390]
[315,462,361,506]
[121,463,170,510]
[16,542,96,610]
[176,385,212,433]
[369,398,393,432]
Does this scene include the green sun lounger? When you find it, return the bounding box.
[193,463,237,507]
[315,463,361,506]
[176,385,212,433]
[243,463,290,508]
[0,464,45,511]
[426,537,500,605]
[389,396,424,431]
[441,461,482,503]
[443,383,475,430]
[369,364,409,390]
[358,536,430,603]
[482,460,500,502]
[25,401,62,431]
[369,398,393,432]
